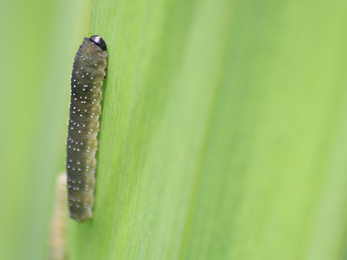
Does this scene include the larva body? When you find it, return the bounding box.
[66,36,107,222]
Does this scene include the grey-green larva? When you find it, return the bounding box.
[66,35,107,222]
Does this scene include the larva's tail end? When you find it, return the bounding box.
[68,190,94,223]
[69,209,93,223]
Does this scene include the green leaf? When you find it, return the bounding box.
[67,0,347,259]
[3,0,347,259]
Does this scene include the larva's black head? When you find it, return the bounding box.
[89,35,107,51]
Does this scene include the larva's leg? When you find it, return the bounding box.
[49,173,67,260]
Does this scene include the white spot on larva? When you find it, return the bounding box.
[80,114,83,117]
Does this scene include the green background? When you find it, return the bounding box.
[1,0,347,259]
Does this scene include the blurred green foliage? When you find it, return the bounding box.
[2,0,347,259]
[0,0,92,259]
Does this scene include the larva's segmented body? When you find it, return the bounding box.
[66,36,107,222]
